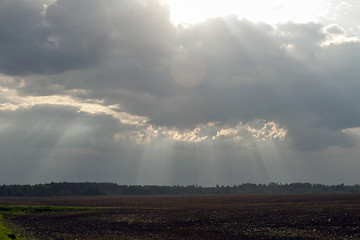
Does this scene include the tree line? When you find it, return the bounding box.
[0,182,359,197]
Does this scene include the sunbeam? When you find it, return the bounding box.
[137,138,175,185]
[255,139,314,183]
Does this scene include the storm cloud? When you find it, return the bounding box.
[1,0,360,185]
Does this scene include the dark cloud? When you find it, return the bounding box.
[5,6,360,151]
[0,0,104,75]
[119,18,359,151]
[0,0,175,76]
[0,0,360,187]
[0,0,50,75]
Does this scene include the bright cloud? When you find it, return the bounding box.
[164,0,330,25]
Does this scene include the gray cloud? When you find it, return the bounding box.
[130,18,359,150]
[0,104,310,185]
[0,0,103,75]
[0,0,50,75]
[0,104,145,184]
[0,0,175,76]
[3,0,360,151]
[1,0,360,184]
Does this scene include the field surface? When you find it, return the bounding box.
[0,193,360,239]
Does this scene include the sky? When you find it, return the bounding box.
[1,0,360,185]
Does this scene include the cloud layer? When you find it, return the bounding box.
[1,0,360,184]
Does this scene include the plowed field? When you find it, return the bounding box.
[1,193,360,239]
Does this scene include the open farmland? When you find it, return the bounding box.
[1,193,360,239]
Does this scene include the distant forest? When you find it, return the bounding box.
[1,182,360,197]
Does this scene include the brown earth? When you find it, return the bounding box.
[1,193,360,239]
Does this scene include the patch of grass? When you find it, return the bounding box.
[0,205,92,240]
[0,214,21,240]
[0,205,90,215]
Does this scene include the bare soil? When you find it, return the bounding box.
[1,193,360,239]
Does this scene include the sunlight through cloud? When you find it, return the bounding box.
[164,0,330,25]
